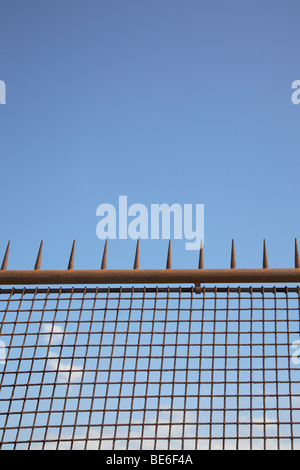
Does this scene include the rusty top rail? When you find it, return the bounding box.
[0,239,299,286]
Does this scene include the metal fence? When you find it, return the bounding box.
[1,285,300,450]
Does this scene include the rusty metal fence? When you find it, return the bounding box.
[0,240,300,450]
[0,285,300,450]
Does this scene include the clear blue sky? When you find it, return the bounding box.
[0,0,300,274]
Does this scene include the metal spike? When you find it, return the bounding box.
[231,239,236,269]
[34,241,43,270]
[295,239,300,269]
[68,240,75,270]
[101,240,107,270]
[166,240,172,269]
[1,241,10,271]
[133,240,140,270]
[198,239,204,269]
[263,239,268,269]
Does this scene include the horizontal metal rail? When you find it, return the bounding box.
[0,238,299,286]
[0,268,300,285]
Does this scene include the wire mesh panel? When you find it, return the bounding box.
[0,286,300,450]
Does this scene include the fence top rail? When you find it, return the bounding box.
[0,239,300,286]
[0,286,300,295]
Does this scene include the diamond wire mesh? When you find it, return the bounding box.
[0,286,299,450]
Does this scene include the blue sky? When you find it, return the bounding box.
[0,0,300,274]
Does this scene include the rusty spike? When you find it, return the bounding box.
[1,241,10,271]
[295,239,300,269]
[34,241,43,270]
[263,239,268,269]
[231,239,236,269]
[166,240,172,269]
[198,239,204,269]
[133,240,140,270]
[101,240,107,270]
[68,240,75,270]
